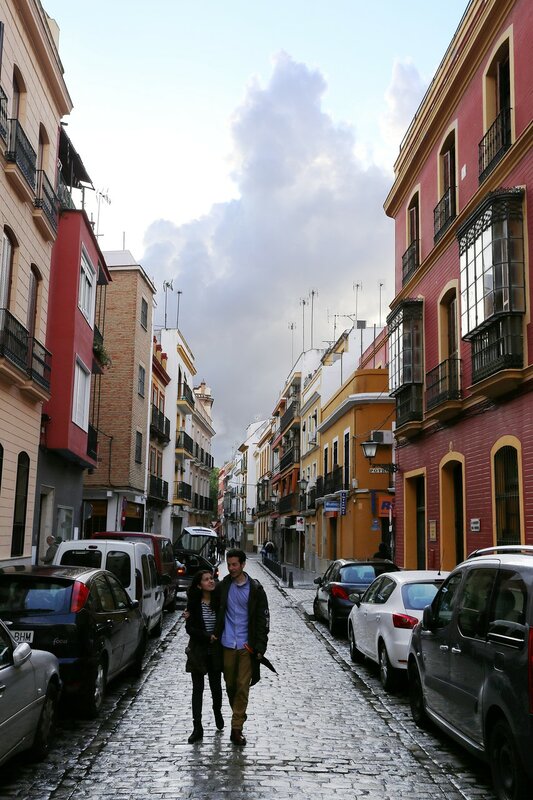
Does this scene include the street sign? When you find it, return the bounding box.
[340,491,347,516]
[371,518,380,531]
[324,499,340,512]
[369,467,388,474]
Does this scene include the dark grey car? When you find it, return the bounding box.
[408,545,533,800]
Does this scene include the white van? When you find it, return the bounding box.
[53,540,165,637]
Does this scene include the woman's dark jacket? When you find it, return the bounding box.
[214,574,269,684]
[185,597,222,674]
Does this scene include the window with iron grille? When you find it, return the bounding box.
[135,431,143,464]
[458,189,524,340]
[494,445,520,546]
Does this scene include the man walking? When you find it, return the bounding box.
[215,548,269,746]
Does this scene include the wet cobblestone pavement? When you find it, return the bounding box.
[0,557,496,799]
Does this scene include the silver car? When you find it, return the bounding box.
[0,618,61,766]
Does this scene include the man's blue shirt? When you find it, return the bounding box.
[221,576,250,649]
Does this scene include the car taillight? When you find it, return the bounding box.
[176,565,186,576]
[331,585,349,600]
[527,628,533,714]
[70,581,90,613]
[393,613,419,629]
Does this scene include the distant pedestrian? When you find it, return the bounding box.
[215,548,269,746]
[43,535,61,564]
[185,570,224,743]
[230,537,235,548]
[373,541,392,560]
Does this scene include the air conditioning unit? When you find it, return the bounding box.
[370,429,394,445]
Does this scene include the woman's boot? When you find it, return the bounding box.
[213,706,224,730]
[187,720,203,743]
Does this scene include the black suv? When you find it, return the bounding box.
[408,545,533,800]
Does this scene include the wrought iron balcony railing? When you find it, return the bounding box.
[87,423,98,460]
[150,404,170,442]
[176,429,194,455]
[315,476,324,499]
[325,465,343,494]
[396,384,423,427]
[426,357,461,411]
[5,119,37,190]
[300,487,316,512]
[279,492,298,514]
[0,308,30,373]
[471,315,523,383]
[34,170,59,232]
[57,174,76,210]
[280,401,300,432]
[28,337,52,391]
[149,474,169,502]
[0,86,7,142]
[280,445,300,472]
[179,382,195,408]
[479,107,512,183]
[433,187,456,241]
[401,239,419,285]
[174,480,192,501]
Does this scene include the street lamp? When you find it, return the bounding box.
[298,476,309,492]
[361,440,399,473]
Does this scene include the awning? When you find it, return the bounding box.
[58,126,94,189]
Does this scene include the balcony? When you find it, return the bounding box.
[4,119,37,201]
[470,316,523,396]
[300,486,316,512]
[149,474,169,504]
[57,174,76,210]
[280,401,300,433]
[87,423,98,460]
[401,239,419,285]
[425,357,462,420]
[0,308,29,378]
[433,187,456,242]
[324,465,343,495]
[0,86,7,143]
[396,384,423,430]
[279,492,298,514]
[33,170,59,241]
[315,476,324,499]
[257,499,274,516]
[150,404,171,444]
[177,383,195,414]
[174,480,192,503]
[27,338,51,392]
[176,429,194,458]
[479,107,512,183]
[280,445,300,472]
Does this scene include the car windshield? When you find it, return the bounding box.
[340,565,378,584]
[0,578,72,615]
[402,581,443,610]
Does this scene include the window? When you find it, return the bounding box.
[135,431,143,463]
[332,439,338,467]
[494,446,520,545]
[402,193,420,283]
[432,571,463,628]
[0,228,14,309]
[480,37,512,181]
[488,569,526,643]
[457,568,497,639]
[138,365,146,397]
[434,131,456,240]
[56,506,73,541]
[0,443,3,492]
[323,445,328,477]
[78,249,96,325]
[11,452,30,557]
[388,300,424,393]
[27,265,40,339]
[459,189,524,340]
[344,432,350,489]
[72,359,90,430]
[140,297,148,329]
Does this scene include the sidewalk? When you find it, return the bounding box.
[256,555,320,618]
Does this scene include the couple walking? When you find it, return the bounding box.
[185,548,270,746]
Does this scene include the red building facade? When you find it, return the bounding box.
[385,0,533,569]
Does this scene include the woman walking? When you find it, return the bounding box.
[185,569,224,743]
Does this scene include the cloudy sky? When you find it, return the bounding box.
[45,0,468,461]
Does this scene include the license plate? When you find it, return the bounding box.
[12,630,34,644]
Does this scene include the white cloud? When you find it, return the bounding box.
[142,52,394,461]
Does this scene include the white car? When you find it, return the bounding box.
[0,618,61,766]
[347,570,449,692]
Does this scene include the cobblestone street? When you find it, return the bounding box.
[0,558,497,800]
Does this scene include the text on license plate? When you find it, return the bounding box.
[12,630,34,643]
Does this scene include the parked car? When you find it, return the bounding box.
[348,570,448,691]
[0,566,146,717]
[53,539,166,637]
[0,618,61,766]
[313,559,401,634]
[173,526,220,593]
[92,532,178,611]
[408,545,533,800]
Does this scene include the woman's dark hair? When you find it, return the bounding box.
[186,569,214,603]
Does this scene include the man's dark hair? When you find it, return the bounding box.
[226,548,246,564]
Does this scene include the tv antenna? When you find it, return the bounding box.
[163,280,173,329]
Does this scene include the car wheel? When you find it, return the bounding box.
[378,642,396,692]
[30,682,58,759]
[151,611,163,638]
[348,625,365,663]
[327,604,340,636]
[489,718,531,800]
[408,661,429,728]
[312,597,321,621]
[166,590,177,613]
[83,656,107,718]
[130,629,147,678]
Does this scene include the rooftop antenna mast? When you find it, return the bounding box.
[95,189,111,239]
[309,288,318,348]
[379,281,384,327]
[176,289,183,329]
[163,280,173,329]
[300,297,308,352]
[327,309,341,342]
[353,281,363,327]
[288,322,296,366]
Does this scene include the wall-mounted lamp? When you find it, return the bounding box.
[360,441,398,473]
[298,476,309,492]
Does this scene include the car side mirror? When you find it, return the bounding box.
[13,642,32,667]
[349,592,361,606]
[422,604,435,631]
[129,599,140,609]
[314,576,323,586]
